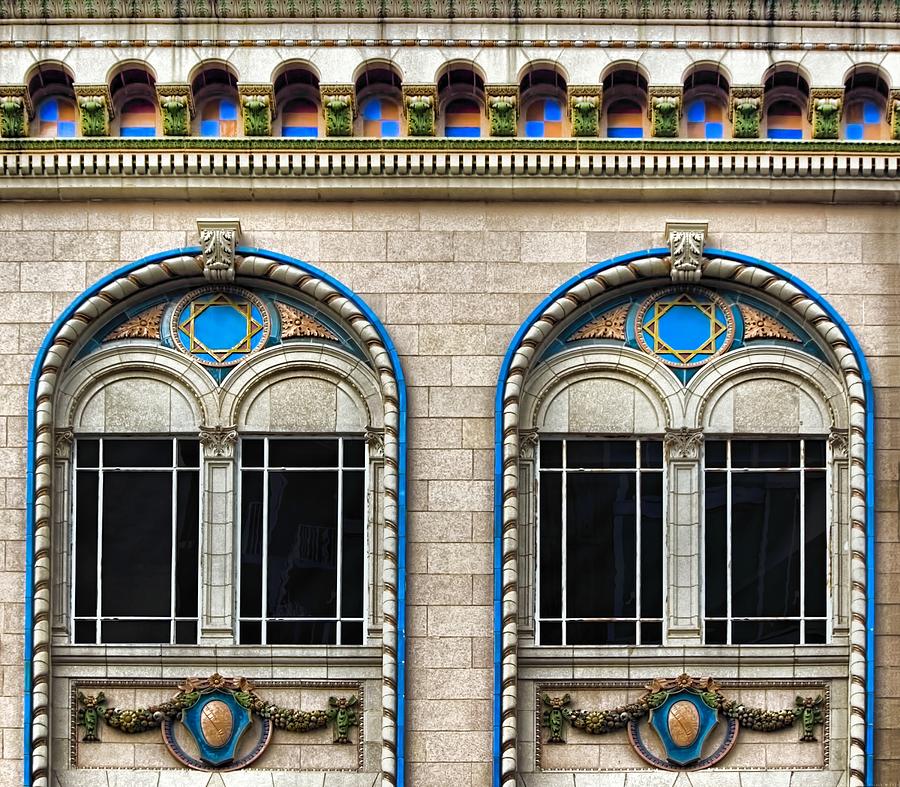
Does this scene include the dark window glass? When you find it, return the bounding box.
[731,440,800,468]
[74,470,98,617]
[731,472,801,618]
[177,439,199,467]
[341,471,365,618]
[73,620,96,644]
[175,470,199,618]
[104,439,172,467]
[705,440,726,468]
[641,621,663,645]
[568,621,635,645]
[704,620,726,644]
[567,473,636,618]
[269,439,339,468]
[704,471,728,618]
[732,620,800,645]
[567,440,635,469]
[640,473,664,618]
[242,438,264,467]
[240,471,264,618]
[101,620,171,644]
[267,620,336,645]
[805,439,826,467]
[101,472,172,617]
[805,620,827,644]
[267,471,338,618]
[343,439,365,468]
[540,621,562,645]
[175,620,197,644]
[804,471,827,617]
[240,620,262,644]
[77,439,99,467]
[538,472,562,619]
[640,441,663,468]
[540,440,562,468]
[342,621,364,645]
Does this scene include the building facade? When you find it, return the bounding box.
[0,2,898,786]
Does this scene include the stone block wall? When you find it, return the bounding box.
[0,200,896,784]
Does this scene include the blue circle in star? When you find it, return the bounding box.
[171,286,271,367]
[635,287,735,369]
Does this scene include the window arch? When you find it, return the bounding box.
[493,244,873,785]
[27,63,78,138]
[109,64,159,138]
[601,65,648,138]
[355,62,403,138]
[191,63,240,137]
[519,65,568,138]
[843,66,890,140]
[273,62,321,137]
[437,63,486,137]
[24,242,407,785]
[763,64,810,140]
[683,65,730,139]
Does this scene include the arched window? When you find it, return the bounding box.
[764,65,809,140]
[36,96,78,137]
[438,63,485,138]
[24,239,407,784]
[843,67,890,140]
[280,98,320,137]
[683,66,730,139]
[119,98,159,137]
[28,63,79,138]
[360,96,402,137]
[602,66,648,138]
[355,62,403,138]
[494,240,871,783]
[110,64,159,138]
[192,63,240,137]
[519,66,567,138]
[444,98,483,137]
[273,63,321,137]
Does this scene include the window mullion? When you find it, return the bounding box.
[561,439,567,646]
[725,439,732,645]
[95,439,104,645]
[262,437,269,645]
[336,437,344,645]
[170,438,177,645]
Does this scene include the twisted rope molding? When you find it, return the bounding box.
[26,248,405,787]
[493,250,870,785]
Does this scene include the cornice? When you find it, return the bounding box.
[2,35,898,53]
[2,0,900,22]
[2,142,898,202]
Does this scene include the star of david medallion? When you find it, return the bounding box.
[172,286,271,367]
[635,287,735,369]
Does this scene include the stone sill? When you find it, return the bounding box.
[2,146,898,202]
[520,643,850,669]
[52,644,383,667]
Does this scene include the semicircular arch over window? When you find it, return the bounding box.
[491,238,874,787]
[23,235,409,787]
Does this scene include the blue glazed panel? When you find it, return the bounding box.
[219,100,239,121]
[381,120,401,137]
[607,126,643,138]
[544,100,563,122]
[283,126,319,137]
[525,120,545,137]
[705,122,724,139]
[446,126,481,138]
[686,100,706,123]
[768,128,803,140]
[121,126,157,137]
[863,101,881,124]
